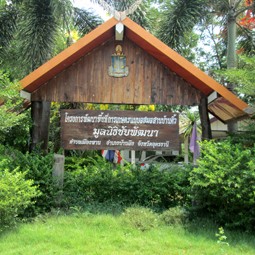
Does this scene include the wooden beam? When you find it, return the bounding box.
[30,101,51,152]
[199,95,212,140]
[20,18,118,93]
[123,18,249,111]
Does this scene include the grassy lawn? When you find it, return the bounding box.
[0,208,255,255]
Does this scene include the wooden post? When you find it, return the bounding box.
[140,151,146,161]
[199,95,212,140]
[30,101,51,152]
[131,150,136,164]
[53,154,65,205]
[53,154,65,188]
[184,136,189,164]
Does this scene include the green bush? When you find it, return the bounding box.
[160,206,187,226]
[121,206,158,231]
[0,145,56,216]
[0,163,39,230]
[0,72,31,152]
[63,155,190,210]
[189,139,255,231]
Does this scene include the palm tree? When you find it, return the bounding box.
[0,0,102,151]
[157,0,255,133]
[179,110,201,163]
[0,0,102,76]
[90,0,151,29]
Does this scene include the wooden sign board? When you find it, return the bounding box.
[61,110,179,151]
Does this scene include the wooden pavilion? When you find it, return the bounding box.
[20,15,252,150]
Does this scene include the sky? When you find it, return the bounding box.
[73,0,110,20]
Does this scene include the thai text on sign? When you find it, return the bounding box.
[61,110,179,151]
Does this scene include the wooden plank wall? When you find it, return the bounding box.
[32,37,202,106]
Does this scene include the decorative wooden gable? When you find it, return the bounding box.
[20,17,252,122]
[32,37,201,106]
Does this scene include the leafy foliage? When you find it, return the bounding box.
[0,71,30,150]
[159,206,187,226]
[229,120,255,146]
[91,0,151,30]
[157,0,255,70]
[189,139,255,230]
[63,155,190,209]
[238,29,255,55]
[0,3,17,52]
[179,110,201,137]
[0,164,39,230]
[157,0,204,54]
[216,227,229,246]
[0,145,56,217]
[17,0,58,70]
[73,7,103,36]
[121,206,159,231]
[216,55,255,103]
[0,0,102,76]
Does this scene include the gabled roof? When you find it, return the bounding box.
[20,16,251,121]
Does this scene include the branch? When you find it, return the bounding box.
[235,5,254,18]
[205,25,223,69]
[234,0,243,9]
[96,0,115,15]
[125,0,142,15]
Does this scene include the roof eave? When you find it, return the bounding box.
[122,18,248,112]
[20,17,118,93]
[19,16,249,117]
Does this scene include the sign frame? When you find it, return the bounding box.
[61,110,179,151]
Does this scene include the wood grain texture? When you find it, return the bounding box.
[32,37,202,106]
[61,110,179,151]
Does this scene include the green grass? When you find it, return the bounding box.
[0,208,255,255]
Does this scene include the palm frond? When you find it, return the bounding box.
[128,2,151,30]
[157,0,205,52]
[90,0,138,11]
[89,0,150,29]
[17,0,58,71]
[238,27,255,55]
[0,4,18,52]
[179,110,201,137]
[207,0,229,16]
[50,0,73,31]
[73,7,103,36]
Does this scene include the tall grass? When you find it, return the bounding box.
[0,206,254,255]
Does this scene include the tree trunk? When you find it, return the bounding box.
[227,1,238,133]
[199,95,212,140]
[30,101,51,152]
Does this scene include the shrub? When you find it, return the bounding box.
[22,152,56,216]
[0,163,39,230]
[0,145,56,216]
[0,72,31,152]
[63,156,191,209]
[160,207,187,226]
[121,206,158,231]
[189,139,255,231]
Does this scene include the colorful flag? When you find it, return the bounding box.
[189,122,200,163]
[114,150,123,164]
[102,150,122,164]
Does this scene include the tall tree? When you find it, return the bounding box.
[0,0,102,77]
[217,55,255,104]
[90,0,151,29]
[157,0,255,60]
[217,55,255,145]
[0,0,102,151]
[157,0,255,133]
